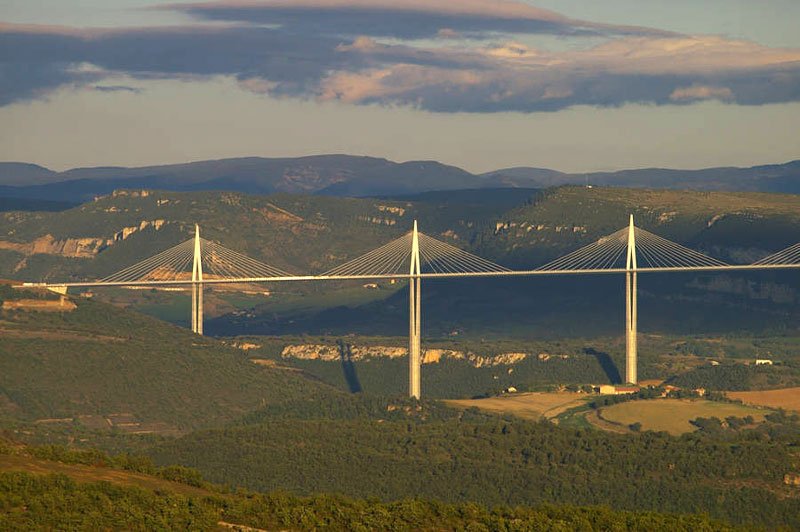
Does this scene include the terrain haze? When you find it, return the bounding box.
[0,155,798,204]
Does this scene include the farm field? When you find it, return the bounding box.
[598,399,769,435]
[446,392,589,420]
[726,387,800,413]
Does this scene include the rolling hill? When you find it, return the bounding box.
[0,442,737,531]
[0,156,491,203]
[0,283,343,433]
[484,159,800,193]
[148,392,800,529]
[0,155,798,202]
[1,186,799,530]
[1,186,798,343]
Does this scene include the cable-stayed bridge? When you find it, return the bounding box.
[20,217,800,398]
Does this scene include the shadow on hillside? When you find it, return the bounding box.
[337,340,363,393]
[584,347,622,384]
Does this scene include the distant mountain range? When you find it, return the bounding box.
[0,155,798,203]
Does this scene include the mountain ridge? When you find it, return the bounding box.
[0,156,798,202]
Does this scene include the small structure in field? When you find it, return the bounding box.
[755,359,774,366]
[599,385,640,395]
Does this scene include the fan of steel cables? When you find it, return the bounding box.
[753,242,800,266]
[536,226,727,271]
[321,231,509,277]
[100,237,292,283]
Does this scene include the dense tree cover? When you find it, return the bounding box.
[0,472,218,530]
[0,297,349,430]
[0,471,739,531]
[150,395,800,529]
[241,331,800,399]
[669,363,800,391]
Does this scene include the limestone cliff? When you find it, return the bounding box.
[281,344,530,367]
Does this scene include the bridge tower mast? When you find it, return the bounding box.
[191,224,204,335]
[409,220,422,398]
[625,214,638,384]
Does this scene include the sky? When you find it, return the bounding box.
[0,1,798,174]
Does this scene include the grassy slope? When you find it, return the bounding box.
[598,399,767,435]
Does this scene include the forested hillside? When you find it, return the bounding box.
[2,186,798,347]
[150,393,800,529]
[0,442,736,531]
[0,285,344,432]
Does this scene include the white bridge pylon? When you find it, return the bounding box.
[536,215,728,384]
[322,221,510,398]
[99,224,293,334]
[20,217,800,398]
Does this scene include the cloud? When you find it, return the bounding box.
[314,36,800,111]
[1,3,799,112]
[670,84,733,102]
[170,0,668,40]
[92,85,143,94]
[0,23,349,105]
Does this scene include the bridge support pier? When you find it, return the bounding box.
[625,215,638,384]
[191,224,204,335]
[409,221,422,399]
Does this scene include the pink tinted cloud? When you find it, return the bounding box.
[312,35,800,111]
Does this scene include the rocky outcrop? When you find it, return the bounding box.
[281,344,407,362]
[0,219,167,258]
[376,205,406,216]
[474,352,528,367]
[253,203,304,224]
[281,344,530,367]
[0,234,111,258]
[2,296,76,312]
[357,215,397,226]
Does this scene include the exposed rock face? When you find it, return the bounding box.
[357,216,397,226]
[0,220,167,258]
[281,344,407,362]
[474,352,528,367]
[114,220,166,242]
[376,205,405,216]
[0,235,111,258]
[2,296,76,312]
[253,203,304,224]
[281,344,529,367]
[233,341,262,351]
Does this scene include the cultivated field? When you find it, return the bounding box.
[727,387,800,413]
[446,392,589,421]
[598,399,768,435]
